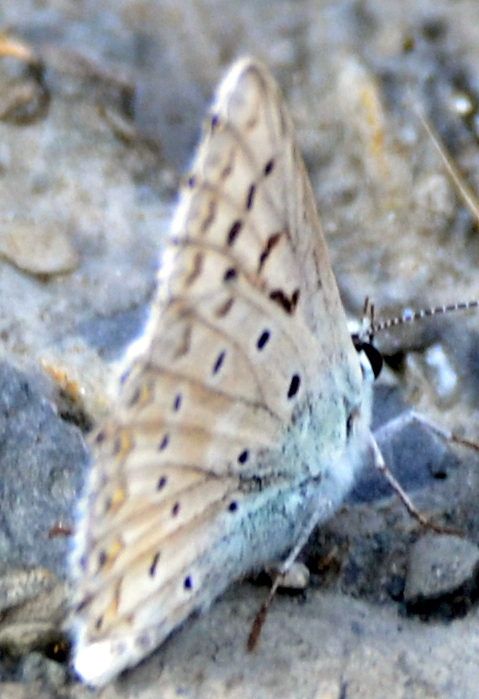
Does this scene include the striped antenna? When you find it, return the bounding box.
[372,300,479,335]
[364,109,479,338]
[357,113,479,345]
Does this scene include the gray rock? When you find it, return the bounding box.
[0,362,88,577]
[404,533,479,616]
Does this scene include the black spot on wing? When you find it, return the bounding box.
[264,159,274,176]
[269,289,300,314]
[287,374,301,399]
[258,232,282,272]
[223,268,237,282]
[227,220,242,246]
[238,449,249,464]
[158,435,169,451]
[149,552,160,577]
[256,330,270,350]
[213,350,226,375]
[246,184,255,210]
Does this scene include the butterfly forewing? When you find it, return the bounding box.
[71,57,371,687]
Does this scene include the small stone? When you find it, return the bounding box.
[404,533,479,616]
[266,562,310,590]
[0,220,79,275]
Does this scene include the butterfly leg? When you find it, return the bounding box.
[406,411,479,453]
[370,420,465,535]
[369,433,438,529]
[374,408,479,454]
[247,499,338,651]
[264,561,310,591]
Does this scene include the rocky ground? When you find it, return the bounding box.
[2,1,479,697]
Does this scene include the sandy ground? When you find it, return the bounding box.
[2,1,479,697]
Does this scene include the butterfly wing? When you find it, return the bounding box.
[71,57,372,686]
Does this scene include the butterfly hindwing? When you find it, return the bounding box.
[71,57,373,687]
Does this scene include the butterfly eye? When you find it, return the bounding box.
[355,341,383,379]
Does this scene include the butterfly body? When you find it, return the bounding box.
[71,57,374,686]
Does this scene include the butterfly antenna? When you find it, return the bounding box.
[371,300,479,335]
[415,105,479,224]
[356,296,376,344]
[368,105,479,337]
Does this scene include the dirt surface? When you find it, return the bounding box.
[2,1,479,698]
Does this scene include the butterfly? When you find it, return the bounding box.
[70,56,379,686]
